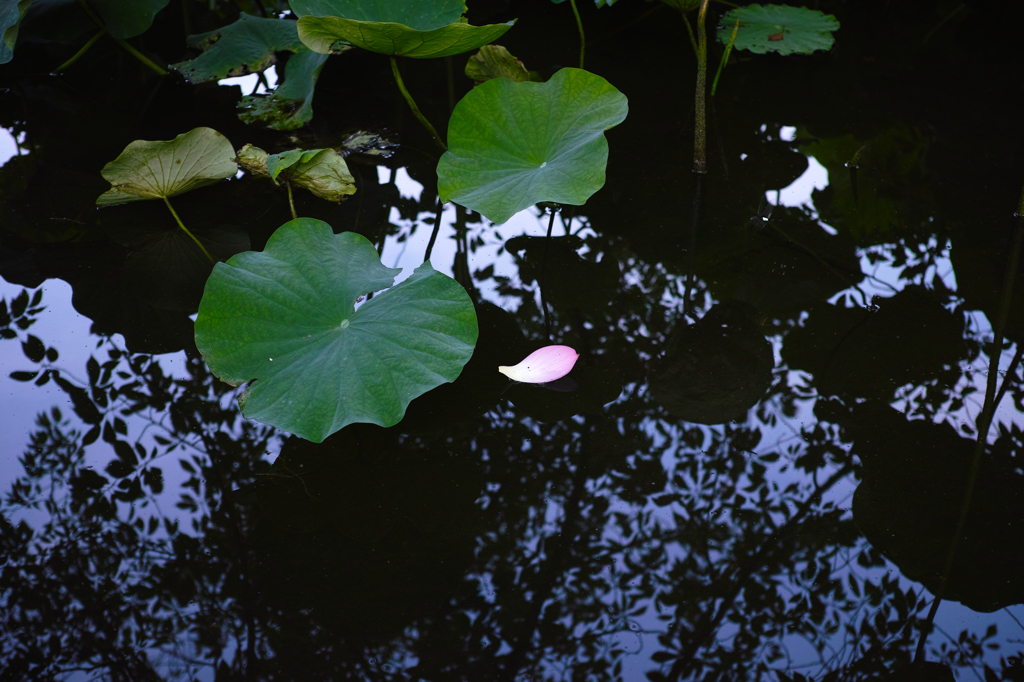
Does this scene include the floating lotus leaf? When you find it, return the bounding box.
[236,144,355,202]
[292,0,514,58]
[194,218,478,443]
[96,127,237,206]
[717,4,839,56]
[437,67,628,225]
[170,14,306,83]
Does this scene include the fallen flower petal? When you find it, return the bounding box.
[498,345,579,384]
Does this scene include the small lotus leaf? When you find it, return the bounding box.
[96,128,237,206]
[292,0,514,59]
[170,14,307,84]
[89,0,170,39]
[237,49,330,130]
[437,67,628,225]
[465,45,530,85]
[194,218,478,443]
[236,144,355,202]
[717,4,839,56]
[297,15,514,58]
[1,0,32,64]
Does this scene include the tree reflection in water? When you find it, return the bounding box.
[2,1,1024,680]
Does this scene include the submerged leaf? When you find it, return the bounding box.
[123,225,251,311]
[717,4,839,56]
[96,128,237,206]
[236,144,356,202]
[437,67,628,224]
[293,0,514,58]
[465,45,530,85]
[499,346,579,384]
[170,14,306,83]
[194,218,478,443]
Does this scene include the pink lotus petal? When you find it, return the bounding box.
[498,345,579,384]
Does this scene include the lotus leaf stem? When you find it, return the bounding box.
[114,38,168,76]
[390,57,447,153]
[74,0,167,76]
[286,181,297,220]
[568,0,585,69]
[711,18,739,96]
[53,29,104,73]
[693,0,709,174]
[680,13,698,56]
[162,197,215,264]
[423,198,444,263]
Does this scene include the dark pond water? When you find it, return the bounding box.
[2,1,1024,680]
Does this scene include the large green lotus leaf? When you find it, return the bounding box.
[90,0,169,39]
[236,144,355,202]
[96,128,237,206]
[237,49,330,130]
[297,15,514,58]
[290,0,467,30]
[716,4,839,56]
[194,218,478,443]
[1,0,32,64]
[170,14,306,83]
[437,67,628,225]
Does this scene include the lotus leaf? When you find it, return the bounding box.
[465,44,530,85]
[89,0,170,40]
[1,0,32,64]
[437,67,628,225]
[170,14,307,84]
[194,218,478,443]
[237,49,330,130]
[290,0,467,29]
[236,144,356,202]
[96,127,237,206]
[292,0,514,58]
[717,4,839,56]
